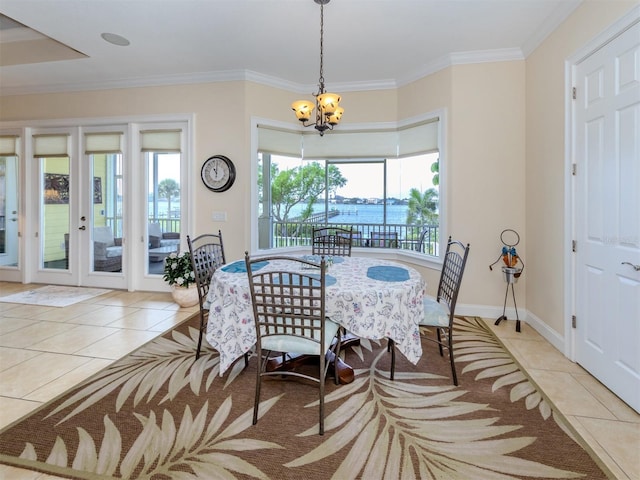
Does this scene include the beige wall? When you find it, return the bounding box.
[0,61,525,308]
[0,0,636,342]
[525,0,637,335]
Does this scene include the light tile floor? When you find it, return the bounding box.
[0,282,638,479]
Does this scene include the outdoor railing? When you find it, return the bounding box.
[271,220,439,255]
[100,217,181,238]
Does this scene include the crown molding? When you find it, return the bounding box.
[521,0,582,57]
[0,47,532,97]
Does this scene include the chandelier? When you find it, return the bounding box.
[291,0,343,136]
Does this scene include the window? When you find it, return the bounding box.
[256,120,441,255]
[141,129,183,275]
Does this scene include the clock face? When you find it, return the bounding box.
[201,155,236,192]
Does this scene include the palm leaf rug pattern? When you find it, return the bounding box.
[0,316,609,479]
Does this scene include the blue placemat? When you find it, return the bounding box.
[221,260,269,273]
[367,265,410,282]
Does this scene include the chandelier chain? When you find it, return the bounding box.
[291,0,342,136]
[318,2,325,90]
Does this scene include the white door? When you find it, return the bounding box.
[574,21,640,413]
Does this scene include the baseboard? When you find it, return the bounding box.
[524,310,565,353]
[457,303,566,355]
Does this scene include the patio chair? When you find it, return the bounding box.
[93,226,123,272]
[245,252,342,435]
[370,231,398,248]
[389,236,470,385]
[312,226,353,257]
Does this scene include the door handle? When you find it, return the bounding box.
[79,226,86,231]
[621,262,640,271]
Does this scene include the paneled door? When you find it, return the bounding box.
[574,21,640,412]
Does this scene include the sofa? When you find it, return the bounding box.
[148,222,180,262]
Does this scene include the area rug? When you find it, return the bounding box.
[0,316,611,479]
[0,285,111,308]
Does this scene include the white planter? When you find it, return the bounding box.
[171,284,199,308]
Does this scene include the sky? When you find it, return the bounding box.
[273,152,439,199]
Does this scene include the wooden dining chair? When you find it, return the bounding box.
[187,231,227,360]
[389,236,470,385]
[245,252,342,435]
[312,226,353,257]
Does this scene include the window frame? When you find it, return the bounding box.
[251,111,447,268]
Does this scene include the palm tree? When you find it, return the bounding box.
[406,187,438,225]
[158,179,180,218]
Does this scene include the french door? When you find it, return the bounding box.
[0,118,191,291]
[31,127,128,290]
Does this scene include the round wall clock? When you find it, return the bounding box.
[201,155,236,192]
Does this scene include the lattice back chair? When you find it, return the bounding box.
[389,236,470,385]
[187,231,226,360]
[245,252,342,435]
[312,226,353,257]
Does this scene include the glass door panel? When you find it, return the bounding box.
[41,157,71,270]
[0,155,19,267]
[90,152,124,275]
[146,152,182,276]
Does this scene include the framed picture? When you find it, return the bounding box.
[43,173,69,204]
[93,177,102,203]
[43,174,103,204]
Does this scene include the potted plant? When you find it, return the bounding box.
[163,251,198,307]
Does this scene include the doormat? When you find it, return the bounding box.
[0,285,111,308]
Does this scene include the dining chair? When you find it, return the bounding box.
[389,236,470,385]
[312,226,353,257]
[245,252,342,435]
[187,231,227,360]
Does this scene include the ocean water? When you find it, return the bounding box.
[151,200,411,225]
[290,202,409,225]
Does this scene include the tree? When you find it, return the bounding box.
[431,158,439,186]
[406,187,438,225]
[158,179,180,218]
[270,162,347,222]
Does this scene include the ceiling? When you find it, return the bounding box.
[0,0,582,97]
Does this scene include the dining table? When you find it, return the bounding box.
[205,255,426,378]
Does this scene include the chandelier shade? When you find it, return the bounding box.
[291,0,343,136]
[291,100,316,122]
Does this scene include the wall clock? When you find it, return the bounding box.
[201,155,236,192]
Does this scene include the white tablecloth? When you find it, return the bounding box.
[205,255,426,374]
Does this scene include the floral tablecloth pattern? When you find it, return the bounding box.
[206,256,426,374]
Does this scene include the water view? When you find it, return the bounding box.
[289,202,411,225]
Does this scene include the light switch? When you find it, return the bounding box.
[212,211,227,221]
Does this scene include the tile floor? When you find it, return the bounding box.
[0,282,638,479]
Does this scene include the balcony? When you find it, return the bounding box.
[269,219,439,255]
